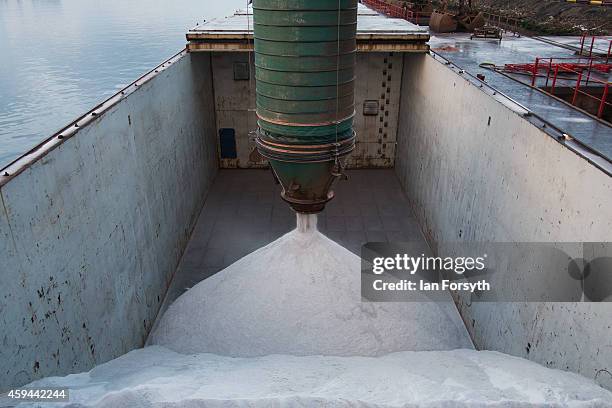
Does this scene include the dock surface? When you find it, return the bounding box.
[430,34,612,160]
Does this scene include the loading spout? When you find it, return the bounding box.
[253,0,358,213]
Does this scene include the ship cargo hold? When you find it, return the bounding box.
[0,2,611,406]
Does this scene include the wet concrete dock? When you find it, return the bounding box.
[429,34,612,159]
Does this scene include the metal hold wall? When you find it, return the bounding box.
[0,53,218,391]
[212,52,402,169]
[395,53,612,390]
[350,52,403,168]
[211,53,263,169]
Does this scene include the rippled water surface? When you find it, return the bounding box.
[0,0,245,168]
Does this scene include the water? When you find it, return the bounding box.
[0,0,246,168]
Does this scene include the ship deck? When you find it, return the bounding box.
[186,4,430,52]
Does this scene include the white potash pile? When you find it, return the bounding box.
[17,346,612,408]
[148,213,473,356]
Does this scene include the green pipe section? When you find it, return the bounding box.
[253,0,358,213]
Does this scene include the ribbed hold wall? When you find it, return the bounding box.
[254,0,358,213]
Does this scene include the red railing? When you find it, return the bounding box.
[361,0,431,25]
[362,0,404,17]
[405,9,431,25]
[504,57,611,119]
[504,61,611,80]
[500,35,612,119]
[578,33,612,58]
